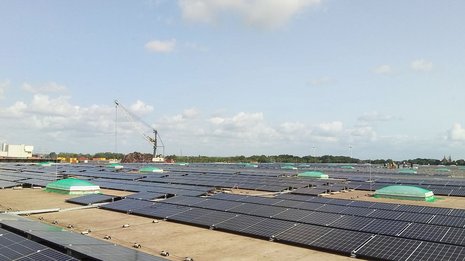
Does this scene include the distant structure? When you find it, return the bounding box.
[0,143,34,158]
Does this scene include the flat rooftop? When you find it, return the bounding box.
[1,163,465,260]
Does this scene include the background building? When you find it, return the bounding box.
[0,143,34,158]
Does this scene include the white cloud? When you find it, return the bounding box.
[29,94,79,116]
[0,80,10,99]
[350,126,377,141]
[311,121,343,142]
[130,100,154,114]
[182,108,199,118]
[0,101,28,117]
[358,111,395,122]
[145,39,176,53]
[178,0,322,28]
[373,64,392,75]
[309,77,331,86]
[447,123,465,142]
[22,82,68,94]
[280,122,306,133]
[411,59,433,72]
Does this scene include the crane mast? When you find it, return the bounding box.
[114,100,164,162]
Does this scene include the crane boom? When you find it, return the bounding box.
[114,100,164,161]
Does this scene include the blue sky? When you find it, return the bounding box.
[1,0,464,160]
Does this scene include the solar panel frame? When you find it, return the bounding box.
[274,223,333,246]
[360,219,410,236]
[299,211,344,226]
[399,223,450,243]
[354,235,422,261]
[405,241,465,261]
[239,219,296,239]
[309,228,374,255]
[213,215,265,233]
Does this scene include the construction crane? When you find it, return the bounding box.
[114,100,165,162]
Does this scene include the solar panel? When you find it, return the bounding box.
[293,188,329,196]
[316,204,348,214]
[330,216,375,230]
[162,196,206,206]
[213,215,265,233]
[340,206,375,216]
[347,201,375,208]
[272,199,303,208]
[324,198,352,206]
[15,248,77,261]
[227,203,262,215]
[209,193,246,201]
[275,223,333,246]
[131,203,190,219]
[240,219,296,239]
[194,199,243,211]
[440,226,465,246]
[420,206,453,215]
[271,208,312,222]
[449,208,465,218]
[166,207,212,223]
[307,197,334,204]
[0,228,77,261]
[396,212,434,223]
[239,196,270,204]
[250,205,288,218]
[399,223,450,242]
[406,241,465,261]
[0,181,19,189]
[370,202,399,210]
[190,210,238,228]
[396,204,425,213]
[274,194,315,201]
[299,211,343,226]
[66,194,115,205]
[366,209,404,220]
[429,215,465,228]
[294,202,323,211]
[126,191,165,200]
[360,219,409,236]
[354,235,422,260]
[310,228,373,254]
[100,198,154,213]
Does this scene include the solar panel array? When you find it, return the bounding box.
[0,227,77,261]
[92,190,465,260]
[3,162,465,260]
[0,214,167,261]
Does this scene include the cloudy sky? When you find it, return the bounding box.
[1,1,464,160]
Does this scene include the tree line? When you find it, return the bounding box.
[47,152,465,166]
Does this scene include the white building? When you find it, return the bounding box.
[0,143,34,158]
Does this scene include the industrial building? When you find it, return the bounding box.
[0,143,34,158]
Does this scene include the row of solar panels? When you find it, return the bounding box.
[74,196,465,260]
[0,214,167,261]
[69,191,465,244]
[4,164,465,199]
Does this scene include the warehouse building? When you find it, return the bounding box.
[0,143,34,158]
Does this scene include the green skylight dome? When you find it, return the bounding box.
[107,163,123,169]
[374,185,435,202]
[297,171,329,179]
[398,169,417,174]
[340,165,355,169]
[37,162,53,167]
[45,178,100,195]
[281,165,298,170]
[139,166,163,173]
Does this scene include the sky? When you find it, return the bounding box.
[1,0,465,160]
